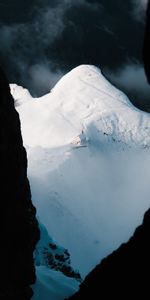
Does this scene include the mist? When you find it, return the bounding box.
[0,0,100,96]
[28,143,150,276]
[0,1,68,95]
[106,63,150,111]
[132,0,148,21]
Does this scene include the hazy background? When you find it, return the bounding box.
[0,0,150,110]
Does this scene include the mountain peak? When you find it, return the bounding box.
[53,64,131,106]
[12,64,150,149]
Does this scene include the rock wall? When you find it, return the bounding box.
[0,68,40,299]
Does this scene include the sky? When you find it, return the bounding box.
[0,0,150,111]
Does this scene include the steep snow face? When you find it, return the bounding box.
[11,65,150,278]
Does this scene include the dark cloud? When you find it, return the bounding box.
[0,1,68,94]
[132,0,148,21]
[0,0,99,95]
[105,64,150,112]
[0,0,149,110]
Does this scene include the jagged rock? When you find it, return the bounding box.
[0,68,40,299]
[67,208,150,299]
[35,223,81,282]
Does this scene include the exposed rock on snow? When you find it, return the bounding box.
[35,223,81,281]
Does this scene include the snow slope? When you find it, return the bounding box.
[32,266,79,300]
[11,65,150,281]
[35,222,81,281]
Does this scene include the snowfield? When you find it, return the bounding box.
[32,266,79,300]
[11,65,150,298]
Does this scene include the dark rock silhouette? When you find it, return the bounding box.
[67,209,150,299]
[0,68,40,299]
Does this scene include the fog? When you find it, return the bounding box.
[28,143,150,276]
[106,63,150,111]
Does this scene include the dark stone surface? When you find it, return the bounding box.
[0,68,40,299]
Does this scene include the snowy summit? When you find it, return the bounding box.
[11,65,150,149]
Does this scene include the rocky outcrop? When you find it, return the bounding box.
[35,223,81,282]
[67,208,150,299]
[0,68,40,299]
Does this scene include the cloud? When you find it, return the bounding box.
[0,0,146,101]
[0,0,96,95]
[28,63,63,95]
[132,0,148,21]
[0,7,64,94]
[106,63,150,111]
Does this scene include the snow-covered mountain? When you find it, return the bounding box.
[10,65,150,297]
[11,65,150,148]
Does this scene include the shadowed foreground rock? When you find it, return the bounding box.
[0,69,40,299]
[68,209,150,299]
